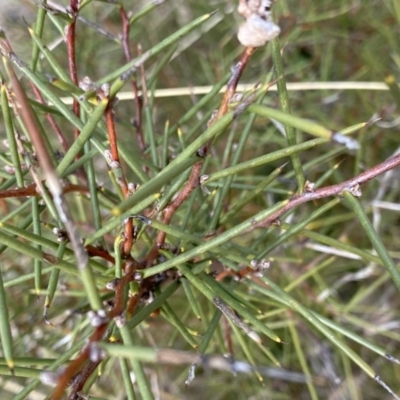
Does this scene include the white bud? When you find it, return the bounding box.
[89,343,105,362]
[87,309,108,327]
[238,0,275,19]
[40,370,59,386]
[304,180,315,192]
[238,15,280,47]
[115,312,126,328]
[199,174,209,184]
[106,278,120,290]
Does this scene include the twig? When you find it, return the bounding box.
[120,6,145,151]
[251,153,400,230]
[0,183,89,198]
[54,260,146,400]
[1,35,89,272]
[104,103,134,256]
[66,0,80,141]
[51,322,109,400]
[215,46,255,119]
[144,47,255,267]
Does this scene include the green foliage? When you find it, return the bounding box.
[0,1,400,399]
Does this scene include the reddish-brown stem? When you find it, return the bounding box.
[145,47,256,266]
[122,221,134,256]
[54,261,145,399]
[105,104,134,256]
[120,6,145,151]
[146,162,203,266]
[68,359,102,400]
[0,183,89,198]
[68,293,144,398]
[214,153,400,282]
[126,290,142,316]
[223,317,234,355]
[215,269,231,282]
[109,261,139,318]
[0,199,7,215]
[250,152,400,231]
[105,104,120,163]
[66,0,80,141]
[85,245,115,264]
[203,46,255,155]
[216,47,255,119]
[50,45,257,399]
[72,101,80,139]
[51,323,108,400]
[53,263,138,398]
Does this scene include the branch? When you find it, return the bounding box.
[253,153,400,230]
[145,46,256,266]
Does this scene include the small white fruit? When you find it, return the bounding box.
[237,14,280,47]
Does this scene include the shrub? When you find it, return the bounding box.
[0,1,400,399]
